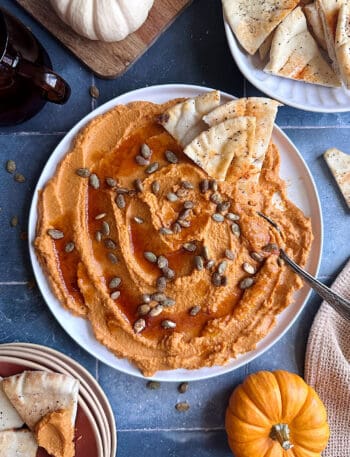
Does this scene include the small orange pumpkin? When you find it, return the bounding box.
[225,370,330,457]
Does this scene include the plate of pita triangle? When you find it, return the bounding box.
[223,0,350,112]
[0,344,116,457]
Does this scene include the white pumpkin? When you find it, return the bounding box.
[50,0,154,42]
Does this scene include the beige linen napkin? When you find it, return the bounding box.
[305,258,350,457]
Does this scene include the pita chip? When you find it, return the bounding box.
[0,377,24,431]
[203,97,281,169]
[158,90,220,146]
[264,7,340,87]
[324,147,350,208]
[2,371,79,430]
[183,116,256,181]
[222,0,299,55]
[259,32,275,60]
[304,2,328,49]
[0,429,38,457]
[335,3,350,88]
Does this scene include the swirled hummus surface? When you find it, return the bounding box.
[35,100,312,376]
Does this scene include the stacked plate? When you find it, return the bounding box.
[0,343,117,457]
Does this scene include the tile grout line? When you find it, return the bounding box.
[0,281,28,285]
[95,358,99,381]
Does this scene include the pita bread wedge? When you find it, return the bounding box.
[264,7,340,87]
[203,97,281,169]
[324,147,350,208]
[2,371,79,430]
[0,377,24,431]
[304,2,328,49]
[316,0,349,69]
[222,0,299,55]
[335,3,350,88]
[183,116,256,181]
[259,32,275,60]
[158,90,220,147]
[0,429,38,457]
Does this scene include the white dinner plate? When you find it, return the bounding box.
[223,16,350,112]
[28,84,323,382]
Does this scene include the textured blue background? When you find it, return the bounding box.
[0,1,349,455]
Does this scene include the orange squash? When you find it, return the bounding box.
[225,370,330,457]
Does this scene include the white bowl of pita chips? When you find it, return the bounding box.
[223,0,350,112]
[0,357,103,457]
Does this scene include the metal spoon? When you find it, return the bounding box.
[258,212,350,321]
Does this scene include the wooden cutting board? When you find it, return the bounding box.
[15,0,192,79]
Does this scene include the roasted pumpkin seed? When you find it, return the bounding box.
[161,320,176,329]
[144,251,157,263]
[47,229,64,240]
[239,277,255,289]
[134,319,146,333]
[64,242,75,253]
[145,162,159,174]
[165,150,178,164]
[189,305,201,316]
[141,143,152,159]
[89,173,100,189]
[109,277,121,289]
[135,155,150,166]
[75,168,90,178]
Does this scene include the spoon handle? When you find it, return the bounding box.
[279,249,350,321]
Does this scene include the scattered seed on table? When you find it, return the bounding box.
[144,251,157,263]
[151,181,160,194]
[141,143,152,159]
[183,242,196,252]
[5,160,16,174]
[178,382,189,394]
[89,85,100,98]
[76,168,90,178]
[250,251,264,262]
[116,194,126,209]
[194,255,204,271]
[135,155,150,166]
[105,177,117,187]
[47,229,64,240]
[206,259,215,270]
[212,272,222,287]
[147,380,160,390]
[149,304,164,317]
[110,290,121,300]
[109,277,121,289]
[225,249,235,260]
[159,227,173,235]
[181,180,194,190]
[107,253,119,264]
[175,401,190,412]
[138,304,151,316]
[242,262,256,275]
[231,223,241,237]
[95,213,106,220]
[167,192,178,202]
[157,256,168,269]
[200,179,209,193]
[210,180,218,191]
[102,221,110,236]
[134,179,144,193]
[165,150,178,164]
[218,260,227,275]
[212,213,224,222]
[145,162,159,174]
[142,294,151,303]
[156,276,167,292]
[226,213,240,221]
[162,298,176,307]
[14,173,26,183]
[190,305,201,316]
[134,318,146,334]
[161,319,176,329]
[239,277,255,289]
[89,173,100,189]
[64,242,75,253]
[10,216,18,227]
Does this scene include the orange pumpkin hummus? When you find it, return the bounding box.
[34,99,312,376]
[35,408,74,457]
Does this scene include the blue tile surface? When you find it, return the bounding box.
[0,1,349,456]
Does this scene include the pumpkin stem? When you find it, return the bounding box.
[270,423,294,450]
